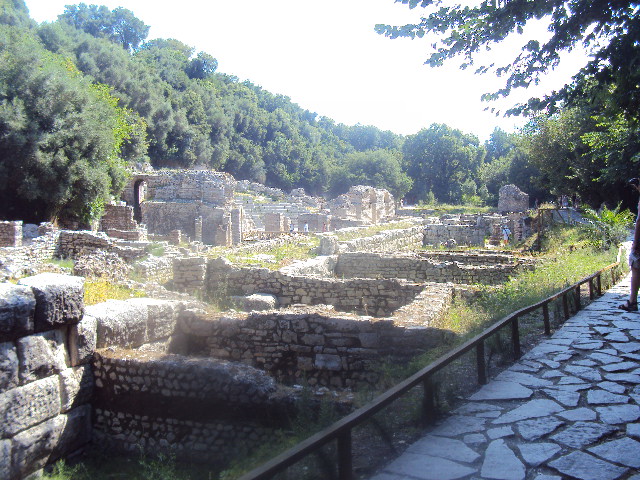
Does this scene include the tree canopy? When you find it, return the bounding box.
[376,0,640,116]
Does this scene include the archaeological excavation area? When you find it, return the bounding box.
[0,171,536,478]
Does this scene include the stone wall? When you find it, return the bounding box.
[318,224,423,255]
[0,221,22,247]
[206,258,425,316]
[0,274,91,480]
[498,184,529,213]
[334,252,523,285]
[423,222,485,247]
[0,231,60,281]
[177,303,452,388]
[92,349,295,462]
[99,204,147,242]
[171,257,206,293]
[56,231,147,263]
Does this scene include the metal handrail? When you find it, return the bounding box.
[239,260,623,480]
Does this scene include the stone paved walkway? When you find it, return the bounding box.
[370,273,640,480]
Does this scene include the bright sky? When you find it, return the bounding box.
[24,0,590,140]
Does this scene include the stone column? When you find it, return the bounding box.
[195,216,203,243]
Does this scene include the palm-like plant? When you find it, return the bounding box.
[582,203,634,249]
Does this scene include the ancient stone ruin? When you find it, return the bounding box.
[0,173,540,477]
[498,184,529,213]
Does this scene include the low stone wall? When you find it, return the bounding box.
[206,258,424,316]
[131,256,174,284]
[0,274,92,480]
[177,303,452,388]
[0,231,60,281]
[56,231,146,262]
[334,252,522,285]
[92,349,295,463]
[420,251,517,266]
[337,225,424,253]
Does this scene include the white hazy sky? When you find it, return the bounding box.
[24,0,589,140]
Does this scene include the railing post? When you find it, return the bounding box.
[588,278,594,300]
[476,340,487,385]
[337,430,352,480]
[597,272,602,296]
[422,377,436,425]
[575,285,581,311]
[542,302,551,335]
[511,317,521,359]
[562,293,570,320]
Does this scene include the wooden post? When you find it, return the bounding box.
[588,278,594,300]
[511,317,521,359]
[476,341,487,385]
[337,430,352,480]
[596,273,602,296]
[575,285,581,311]
[422,378,436,425]
[543,303,551,335]
[562,293,570,320]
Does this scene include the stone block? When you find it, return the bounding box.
[60,365,94,412]
[0,283,35,341]
[314,353,342,371]
[0,341,19,391]
[53,405,92,458]
[0,439,10,480]
[17,330,68,384]
[1,376,60,437]
[68,315,97,367]
[127,298,179,341]
[88,299,148,349]
[230,294,278,312]
[18,274,84,332]
[11,414,65,478]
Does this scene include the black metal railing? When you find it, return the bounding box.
[239,261,624,480]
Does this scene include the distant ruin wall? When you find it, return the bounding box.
[0,221,22,247]
[178,307,451,388]
[422,223,485,247]
[498,184,529,213]
[334,252,522,285]
[56,231,146,262]
[339,225,423,252]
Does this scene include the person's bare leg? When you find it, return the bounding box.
[630,266,640,305]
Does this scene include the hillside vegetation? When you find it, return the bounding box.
[1,0,638,225]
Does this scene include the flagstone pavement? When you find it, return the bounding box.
[370,273,640,480]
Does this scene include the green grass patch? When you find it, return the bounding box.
[45,257,75,270]
[409,203,493,216]
[210,238,320,270]
[84,280,145,305]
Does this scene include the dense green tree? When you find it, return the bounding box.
[58,3,149,51]
[376,0,640,116]
[403,124,485,203]
[0,25,137,224]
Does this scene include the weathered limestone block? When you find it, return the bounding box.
[11,415,65,479]
[89,299,148,349]
[231,294,278,312]
[68,315,97,367]
[126,298,180,341]
[60,365,93,412]
[1,376,60,437]
[0,283,35,341]
[17,330,68,384]
[0,341,19,390]
[18,274,84,332]
[9,406,89,480]
[0,439,10,480]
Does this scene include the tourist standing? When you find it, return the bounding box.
[619,178,640,311]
